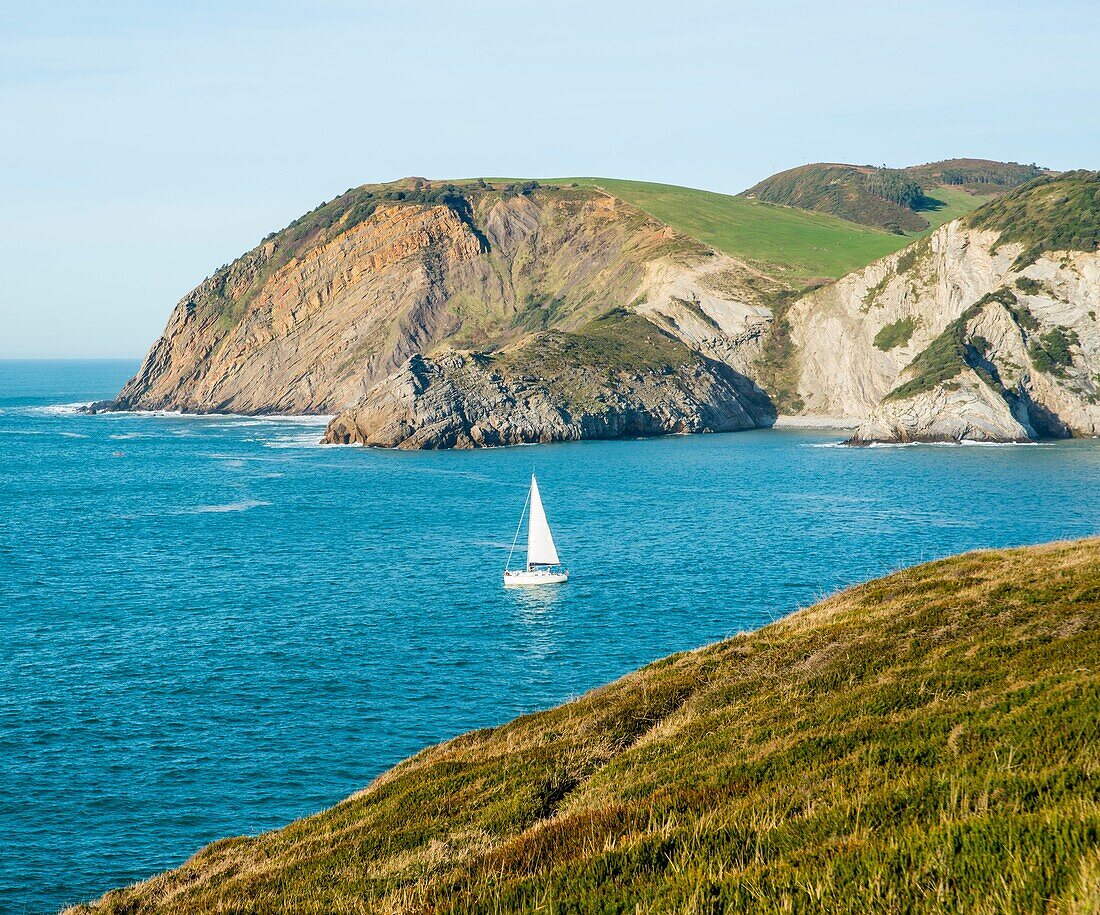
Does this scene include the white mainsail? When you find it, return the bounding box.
[526,475,560,567]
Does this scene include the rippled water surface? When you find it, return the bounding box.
[2,359,1098,913]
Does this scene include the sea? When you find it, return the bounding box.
[2,359,1098,914]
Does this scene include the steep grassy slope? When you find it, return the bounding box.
[71,539,1100,914]
[546,177,919,284]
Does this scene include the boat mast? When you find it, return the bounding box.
[504,479,533,573]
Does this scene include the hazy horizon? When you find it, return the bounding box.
[2,0,1098,358]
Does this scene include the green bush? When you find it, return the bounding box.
[894,236,931,276]
[873,316,918,351]
[1029,326,1080,376]
[886,316,971,400]
[937,161,1044,188]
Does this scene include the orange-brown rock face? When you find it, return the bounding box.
[117,204,485,413]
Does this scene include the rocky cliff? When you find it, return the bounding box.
[322,312,774,448]
[785,172,1100,443]
[112,172,1100,447]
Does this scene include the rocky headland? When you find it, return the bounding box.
[322,312,774,447]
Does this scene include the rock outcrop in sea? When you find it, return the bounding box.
[323,314,775,448]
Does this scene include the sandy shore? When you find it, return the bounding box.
[773,414,861,430]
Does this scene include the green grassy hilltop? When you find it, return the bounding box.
[71,539,1100,914]
[967,170,1100,268]
[544,177,984,286]
[554,177,917,284]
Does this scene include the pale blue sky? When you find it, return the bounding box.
[2,0,1097,357]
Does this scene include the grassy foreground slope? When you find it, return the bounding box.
[72,539,1100,914]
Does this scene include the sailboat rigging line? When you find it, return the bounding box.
[504,483,532,573]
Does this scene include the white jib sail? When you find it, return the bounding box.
[526,475,561,567]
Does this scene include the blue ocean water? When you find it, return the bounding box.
[1,359,1097,914]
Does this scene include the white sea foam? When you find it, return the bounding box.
[30,402,93,415]
[260,432,338,449]
[185,499,271,514]
[958,439,1044,447]
[121,409,334,424]
[809,439,1045,449]
[212,416,332,428]
[866,440,1044,449]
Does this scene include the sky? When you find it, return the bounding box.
[1,0,1098,358]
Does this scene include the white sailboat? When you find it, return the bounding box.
[503,475,569,587]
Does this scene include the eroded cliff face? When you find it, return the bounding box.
[848,370,1034,445]
[116,184,775,418]
[117,204,484,413]
[786,220,1100,442]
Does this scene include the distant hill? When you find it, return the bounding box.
[907,158,1053,195]
[69,538,1100,914]
[742,159,1048,234]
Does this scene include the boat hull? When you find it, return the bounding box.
[503,569,569,588]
